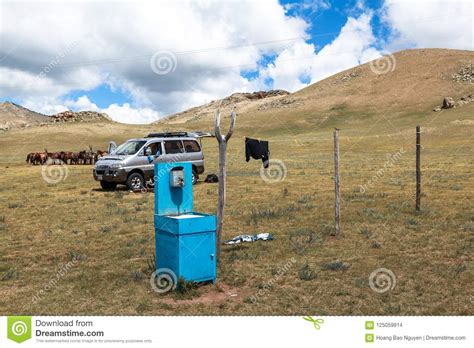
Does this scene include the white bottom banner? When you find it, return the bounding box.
[0,316,472,347]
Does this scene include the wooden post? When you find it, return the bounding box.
[416,125,421,211]
[333,128,341,235]
[214,109,236,262]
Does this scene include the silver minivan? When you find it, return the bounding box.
[93,132,205,190]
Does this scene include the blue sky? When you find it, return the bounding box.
[64,84,133,110]
[66,0,389,109]
[283,0,383,46]
[0,0,472,123]
[58,0,387,108]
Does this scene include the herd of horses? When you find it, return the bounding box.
[26,147,108,165]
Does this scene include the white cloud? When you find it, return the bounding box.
[259,40,315,92]
[64,95,99,111]
[101,103,161,124]
[257,13,381,91]
[22,99,69,116]
[22,94,161,124]
[382,0,474,51]
[0,0,309,123]
[1,0,472,124]
[309,13,380,82]
[284,0,331,15]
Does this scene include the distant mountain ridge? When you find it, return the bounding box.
[0,102,113,131]
[154,48,474,127]
[0,102,48,131]
[154,89,290,125]
[51,110,112,123]
[1,48,473,131]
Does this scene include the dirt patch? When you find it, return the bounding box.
[451,119,474,126]
[161,281,248,305]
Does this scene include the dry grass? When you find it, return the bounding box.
[0,101,472,315]
[0,49,473,315]
[158,49,474,127]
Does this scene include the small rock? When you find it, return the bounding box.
[433,106,441,112]
[442,97,455,109]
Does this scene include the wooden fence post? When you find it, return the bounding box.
[214,109,236,262]
[416,125,421,211]
[333,128,341,235]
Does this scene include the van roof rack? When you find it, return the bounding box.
[146,132,189,138]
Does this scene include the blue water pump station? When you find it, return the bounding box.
[154,162,216,284]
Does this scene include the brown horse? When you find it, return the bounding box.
[28,147,105,165]
[60,151,75,164]
[26,152,34,164]
[78,150,94,165]
[27,152,42,165]
[35,152,47,165]
[70,152,79,165]
[45,149,60,164]
[95,150,108,162]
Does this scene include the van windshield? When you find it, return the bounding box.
[114,140,147,155]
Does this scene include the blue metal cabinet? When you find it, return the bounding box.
[155,214,216,283]
[154,162,217,284]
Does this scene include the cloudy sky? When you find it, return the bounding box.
[0,0,472,123]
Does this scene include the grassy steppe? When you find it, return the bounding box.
[0,99,472,315]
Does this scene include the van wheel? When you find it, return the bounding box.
[192,170,198,185]
[100,181,117,190]
[127,172,145,191]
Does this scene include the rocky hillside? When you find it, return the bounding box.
[0,102,48,131]
[50,110,112,123]
[156,49,474,128]
[0,103,113,131]
[292,49,473,112]
[155,90,289,125]
[2,49,472,131]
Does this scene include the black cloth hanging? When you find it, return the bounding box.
[245,137,270,168]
